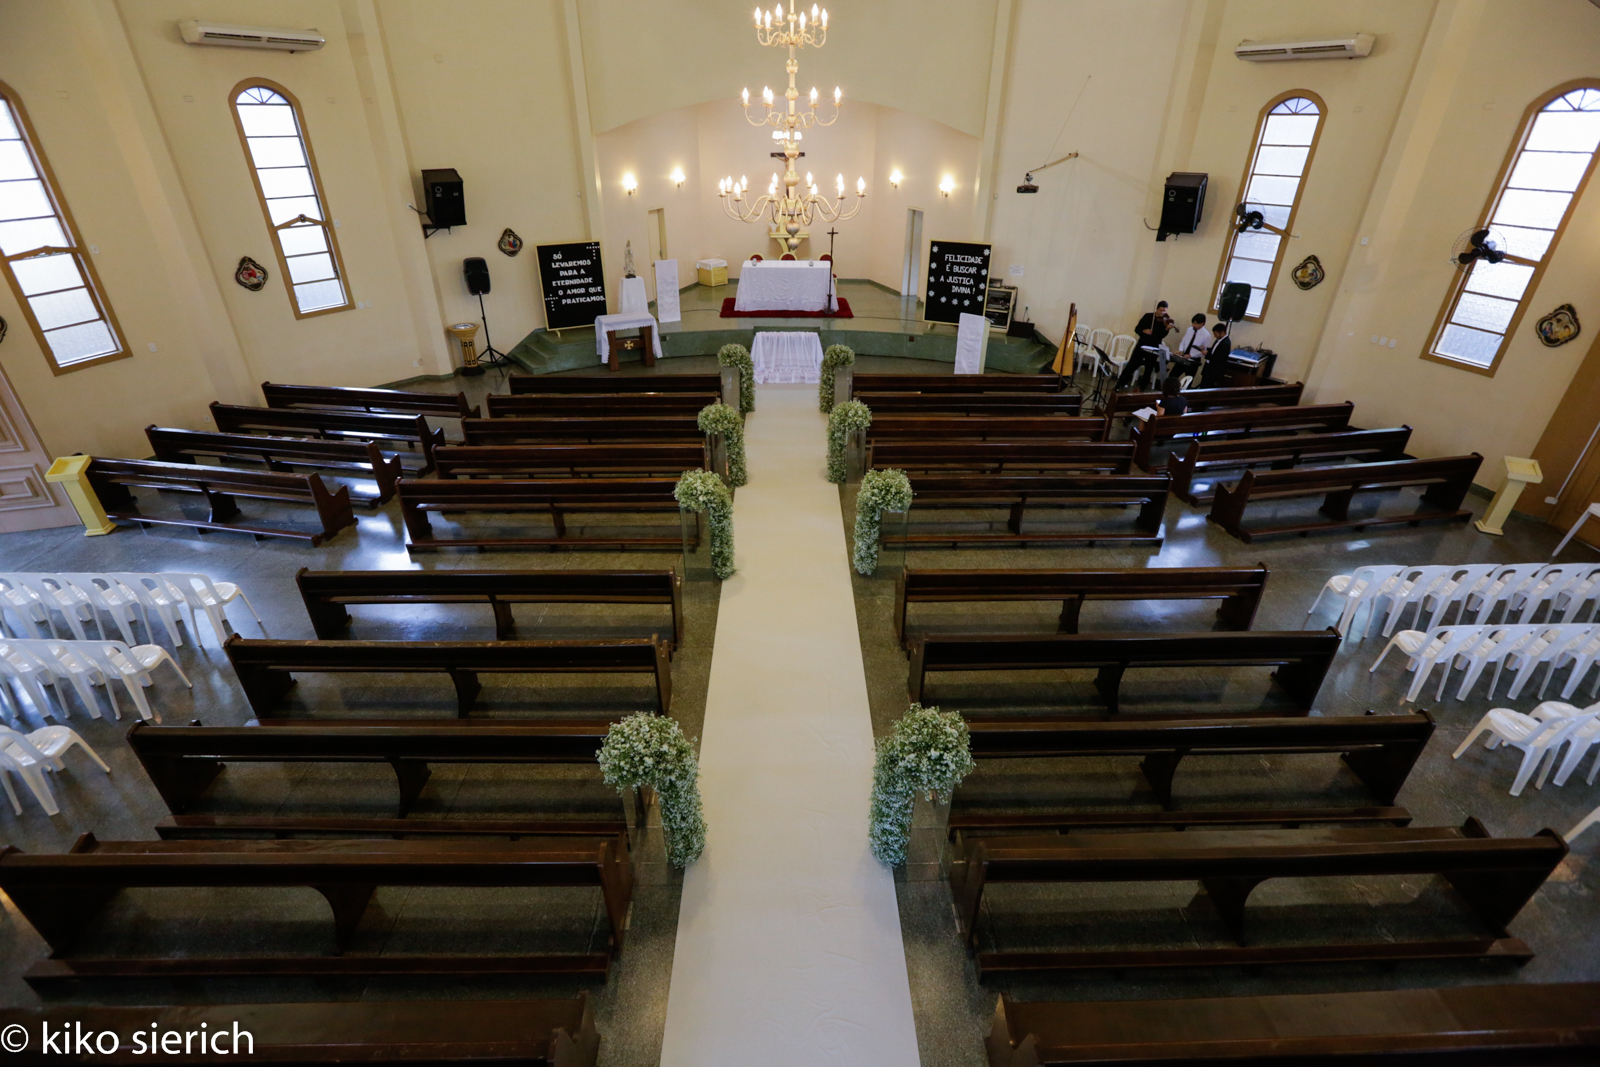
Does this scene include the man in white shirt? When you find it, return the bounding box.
[1170,312,1212,384]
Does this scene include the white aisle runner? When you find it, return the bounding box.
[659,385,920,1067]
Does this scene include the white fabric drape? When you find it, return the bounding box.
[619,276,650,315]
[654,260,681,323]
[751,331,824,383]
[594,312,663,359]
[734,260,833,312]
[955,312,990,374]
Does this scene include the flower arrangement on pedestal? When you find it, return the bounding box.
[674,469,735,580]
[598,712,707,868]
[825,399,871,484]
[697,402,747,488]
[868,703,974,866]
[717,343,755,413]
[818,343,855,413]
[853,467,911,575]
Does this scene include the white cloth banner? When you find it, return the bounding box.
[954,312,990,374]
[594,311,663,360]
[654,260,681,323]
[734,260,834,313]
[619,275,649,315]
[751,331,824,383]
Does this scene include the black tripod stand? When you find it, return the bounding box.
[473,290,511,370]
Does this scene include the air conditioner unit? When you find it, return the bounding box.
[178,20,326,52]
[1235,33,1374,61]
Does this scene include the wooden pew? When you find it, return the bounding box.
[869,441,1133,476]
[510,372,722,394]
[296,567,683,647]
[866,415,1108,443]
[85,457,355,546]
[984,984,1600,1067]
[907,629,1341,712]
[0,999,600,1064]
[397,477,684,552]
[950,819,1566,972]
[210,402,445,473]
[262,380,479,419]
[146,425,403,503]
[894,566,1269,645]
[435,442,709,480]
[884,474,1169,548]
[959,711,1434,807]
[486,392,721,418]
[951,806,1415,839]
[850,372,1067,396]
[0,834,631,975]
[156,814,629,840]
[224,634,672,716]
[1208,453,1484,543]
[1168,426,1413,504]
[1103,381,1306,429]
[127,718,618,816]
[1129,401,1355,471]
[462,415,704,446]
[853,392,1083,417]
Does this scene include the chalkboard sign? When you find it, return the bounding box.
[537,241,607,330]
[923,241,991,325]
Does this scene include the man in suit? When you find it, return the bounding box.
[1200,323,1232,388]
[1117,300,1173,389]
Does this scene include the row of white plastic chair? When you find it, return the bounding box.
[1308,562,1600,639]
[1371,623,1600,704]
[0,638,191,723]
[0,572,260,649]
[1454,700,1600,797]
[1071,324,1135,380]
[0,724,108,816]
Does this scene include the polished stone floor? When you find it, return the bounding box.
[836,360,1600,1067]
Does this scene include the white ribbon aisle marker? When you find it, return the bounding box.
[659,385,920,1067]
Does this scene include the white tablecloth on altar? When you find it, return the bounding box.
[734,260,834,313]
[619,276,649,315]
[594,311,663,360]
[751,331,824,383]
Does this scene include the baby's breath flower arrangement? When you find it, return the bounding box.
[717,343,754,413]
[697,402,747,488]
[818,344,856,413]
[868,704,974,866]
[598,713,707,868]
[674,469,735,580]
[825,399,872,484]
[853,468,912,575]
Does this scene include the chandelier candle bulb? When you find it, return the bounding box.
[834,86,841,105]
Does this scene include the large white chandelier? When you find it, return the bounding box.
[717,4,865,253]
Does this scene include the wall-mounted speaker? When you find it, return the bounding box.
[422,168,465,228]
[463,257,491,296]
[1158,172,1207,240]
[1218,281,1251,322]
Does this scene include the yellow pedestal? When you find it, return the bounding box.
[1475,456,1543,536]
[44,455,117,536]
[697,265,728,287]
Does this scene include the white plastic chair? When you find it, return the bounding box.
[110,573,191,647]
[1550,628,1600,701]
[58,574,143,646]
[1376,566,1456,637]
[1465,564,1549,624]
[1106,334,1136,381]
[1072,324,1093,377]
[0,642,67,720]
[1399,626,1491,703]
[1305,565,1404,638]
[1549,705,1600,787]
[171,573,261,644]
[1412,563,1501,630]
[1551,566,1600,623]
[1451,706,1598,796]
[0,728,60,815]
[1500,626,1596,701]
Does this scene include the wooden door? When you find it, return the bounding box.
[0,358,77,532]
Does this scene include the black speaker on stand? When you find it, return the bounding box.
[1218,281,1251,329]
[463,256,509,373]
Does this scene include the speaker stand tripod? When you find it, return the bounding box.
[472,291,511,372]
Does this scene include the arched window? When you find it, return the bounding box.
[1425,82,1600,375]
[1212,93,1325,322]
[230,81,351,317]
[0,81,125,373]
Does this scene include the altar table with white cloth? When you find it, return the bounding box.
[594,311,663,361]
[751,331,824,384]
[734,260,834,313]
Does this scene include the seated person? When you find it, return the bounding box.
[1170,313,1211,380]
[1199,323,1232,389]
[1156,376,1188,417]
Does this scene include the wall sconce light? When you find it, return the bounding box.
[623,173,638,195]
[670,167,686,188]
[889,169,903,189]
[939,176,955,197]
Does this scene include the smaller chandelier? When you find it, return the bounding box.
[717,4,864,253]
